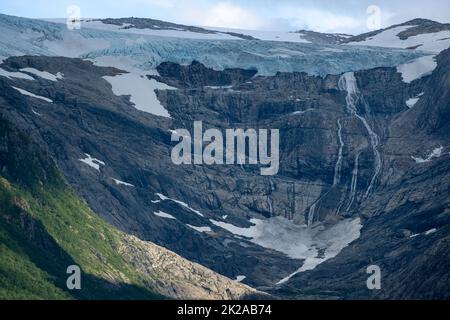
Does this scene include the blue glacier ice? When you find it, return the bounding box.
[0,13,423,76]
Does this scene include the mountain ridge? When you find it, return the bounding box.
[0,12,449,299]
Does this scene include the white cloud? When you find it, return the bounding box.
[277,7,363,33]
[179,1,263,29]
[205,2,262,29]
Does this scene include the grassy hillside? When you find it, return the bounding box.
[0,117,163,299]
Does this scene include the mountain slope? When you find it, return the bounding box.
[293,30,352,45]
[270,48,450,300]
[346,19,450,53]
[0,13,449,300]
[0,117,257,299]
[83,18,259,40]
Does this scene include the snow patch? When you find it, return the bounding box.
[406,92,424,108]
[20,67,63,81]
[276,218,362,284]
[406,97,420,108]
[412,147,443,163]
[397,55,437,83]
[292,108,315,115]
[31,109,42,116]
[424,228,437,235]
[211,216,362,284]
[104,72,175,118]
[205,85,233,90]
[235,275,246,282]
[112,178,134,187]
[187,225,212,233]
[12,86,53,103]
[79,153,105,171]
[347,26,450,53]
[153,210,177,220]
[410,228,438,238]
[0,68,35,80]
[155,193,204,217]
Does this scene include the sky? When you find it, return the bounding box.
[1,0,450,34]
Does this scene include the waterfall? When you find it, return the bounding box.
[355,114,381,198]
[308,72,380,225]
[338,72,359,115]
[345,153,360,213]
[333,118,344,186]
[338,72,381,199]
[307,202,317,226]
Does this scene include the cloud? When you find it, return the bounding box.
[276,6,363,33]
[179,1,263,29]
[204,2,262,29]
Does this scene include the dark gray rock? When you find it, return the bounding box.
[1,51,448,298]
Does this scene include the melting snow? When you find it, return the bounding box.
[406,97,420,108]
[424,228,437,235]
[103,72,175,118]
[155,193,204,217]
[412,147,443,163]
[347,26,416,48]
[209,220,256,238]
[397,55,437,83]
[276,218,362,284]
[347,26,450,53]
[20,67,63,81]
[12,86,53,103]
[112,178,135,187]
[292,108,315,115]
[410,228,438,238]
[0,68,35,80]
[187,224,212,233]
[79,153,105,171]
[348,26,449,84]
[153,210,177,220]
[406,92,424,108]
[210,216,362,284]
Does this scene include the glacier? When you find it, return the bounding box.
[0,13,424,76]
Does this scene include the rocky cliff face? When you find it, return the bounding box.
[272,49,450,299]
[0,45,449,298]
[0,115,258,300]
